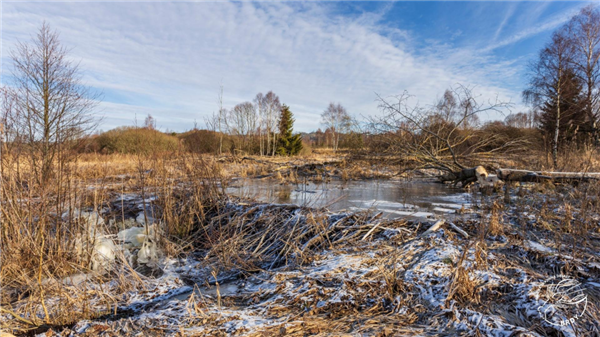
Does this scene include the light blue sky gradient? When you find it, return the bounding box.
[1,1,593,132]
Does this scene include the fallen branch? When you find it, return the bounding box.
[448,222,469,238]
[419,220,445,237]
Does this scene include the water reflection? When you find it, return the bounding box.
[226,179,471,219]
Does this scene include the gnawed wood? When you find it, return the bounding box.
[440,166,488,187]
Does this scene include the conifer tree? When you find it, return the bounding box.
[277,105,303,156]
[537,68,586,146]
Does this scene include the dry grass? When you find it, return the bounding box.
[3,147,600,335]
[487,201,505,237]
[0,149,226,334]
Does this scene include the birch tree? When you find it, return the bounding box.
[254,91,281,156]
[524,30,576,168]
[5,22,99,185]
[321,103,351,153]
[228,102,256,152]
[567,5,600,142]
[254,92,266,156]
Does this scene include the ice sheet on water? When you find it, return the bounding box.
[384,209,435,218]
[349,199,419,209]
[431,202,469,210]
[433,193,471,203]
[432,207,456,213]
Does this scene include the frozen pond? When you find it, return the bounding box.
[226,178,472,219]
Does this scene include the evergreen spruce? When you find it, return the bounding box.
[277,105,303,156]
[538,68,588,146]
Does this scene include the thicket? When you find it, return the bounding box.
[93,127,180,154]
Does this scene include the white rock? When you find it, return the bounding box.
[64,210,105,226]
[61,272,93,286]
[92,237,116,272]
[74,233,116,272]
[117,226,145,247]
[117,224,158,249]
[137,237,160,266]
[136,212,157,225]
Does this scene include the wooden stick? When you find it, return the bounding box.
[419,220,445,237]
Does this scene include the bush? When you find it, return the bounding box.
[298,139,313,156]
[179,130,236,154]
[479,122,542,153]
[95,127,180,154]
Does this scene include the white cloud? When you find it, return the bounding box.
[483,4,580,53]
[2,1,533,132]
[492,3,516,43]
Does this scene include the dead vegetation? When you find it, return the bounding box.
[2,148,600,336]
[1,120,599,336]
[2,15,600,337]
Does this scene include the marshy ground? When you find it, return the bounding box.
[1,154,599,336]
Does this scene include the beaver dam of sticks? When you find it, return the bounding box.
[2,171,600,336]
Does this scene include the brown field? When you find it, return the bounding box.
[1,151,599,336]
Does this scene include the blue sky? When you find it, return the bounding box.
[1,1,594,132]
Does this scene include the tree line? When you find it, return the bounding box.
[200,91,359,156]
[2,5,599,188]
[523,5,600,168]
[202,90,303,156]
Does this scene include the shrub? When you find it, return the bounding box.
[179,130,236,154]
[479,122,542,153]
[95,127,180,154]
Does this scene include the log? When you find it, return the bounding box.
[496,169,600,183]
[440,166,488,187]
[442,167,600,186]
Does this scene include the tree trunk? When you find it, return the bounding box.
[497,168,600,182]
[439,166,488,186]
[553,86,561,169]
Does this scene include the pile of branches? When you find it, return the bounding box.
[197,201,415,271]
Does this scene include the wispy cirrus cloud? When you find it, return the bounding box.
[492,2,517,43]
[0,1,589,132]
[483,4,581,53]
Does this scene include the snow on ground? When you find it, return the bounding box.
[4,183,598,336]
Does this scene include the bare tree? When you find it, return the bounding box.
[436,89,458,122]
[5,22,99,184]
[321,103,352,153]
[144,114,157,130]
[254,92,266,156]
[254,91,281,156]
[435,89,480,129]
[228,102,256,152]
[371,85,516,182]
[217,84,226,154]
[524,29,576,169]
[567,5,600,142]
[268,92,283,156]
[505,112,532,128]
[0,88,19,148]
